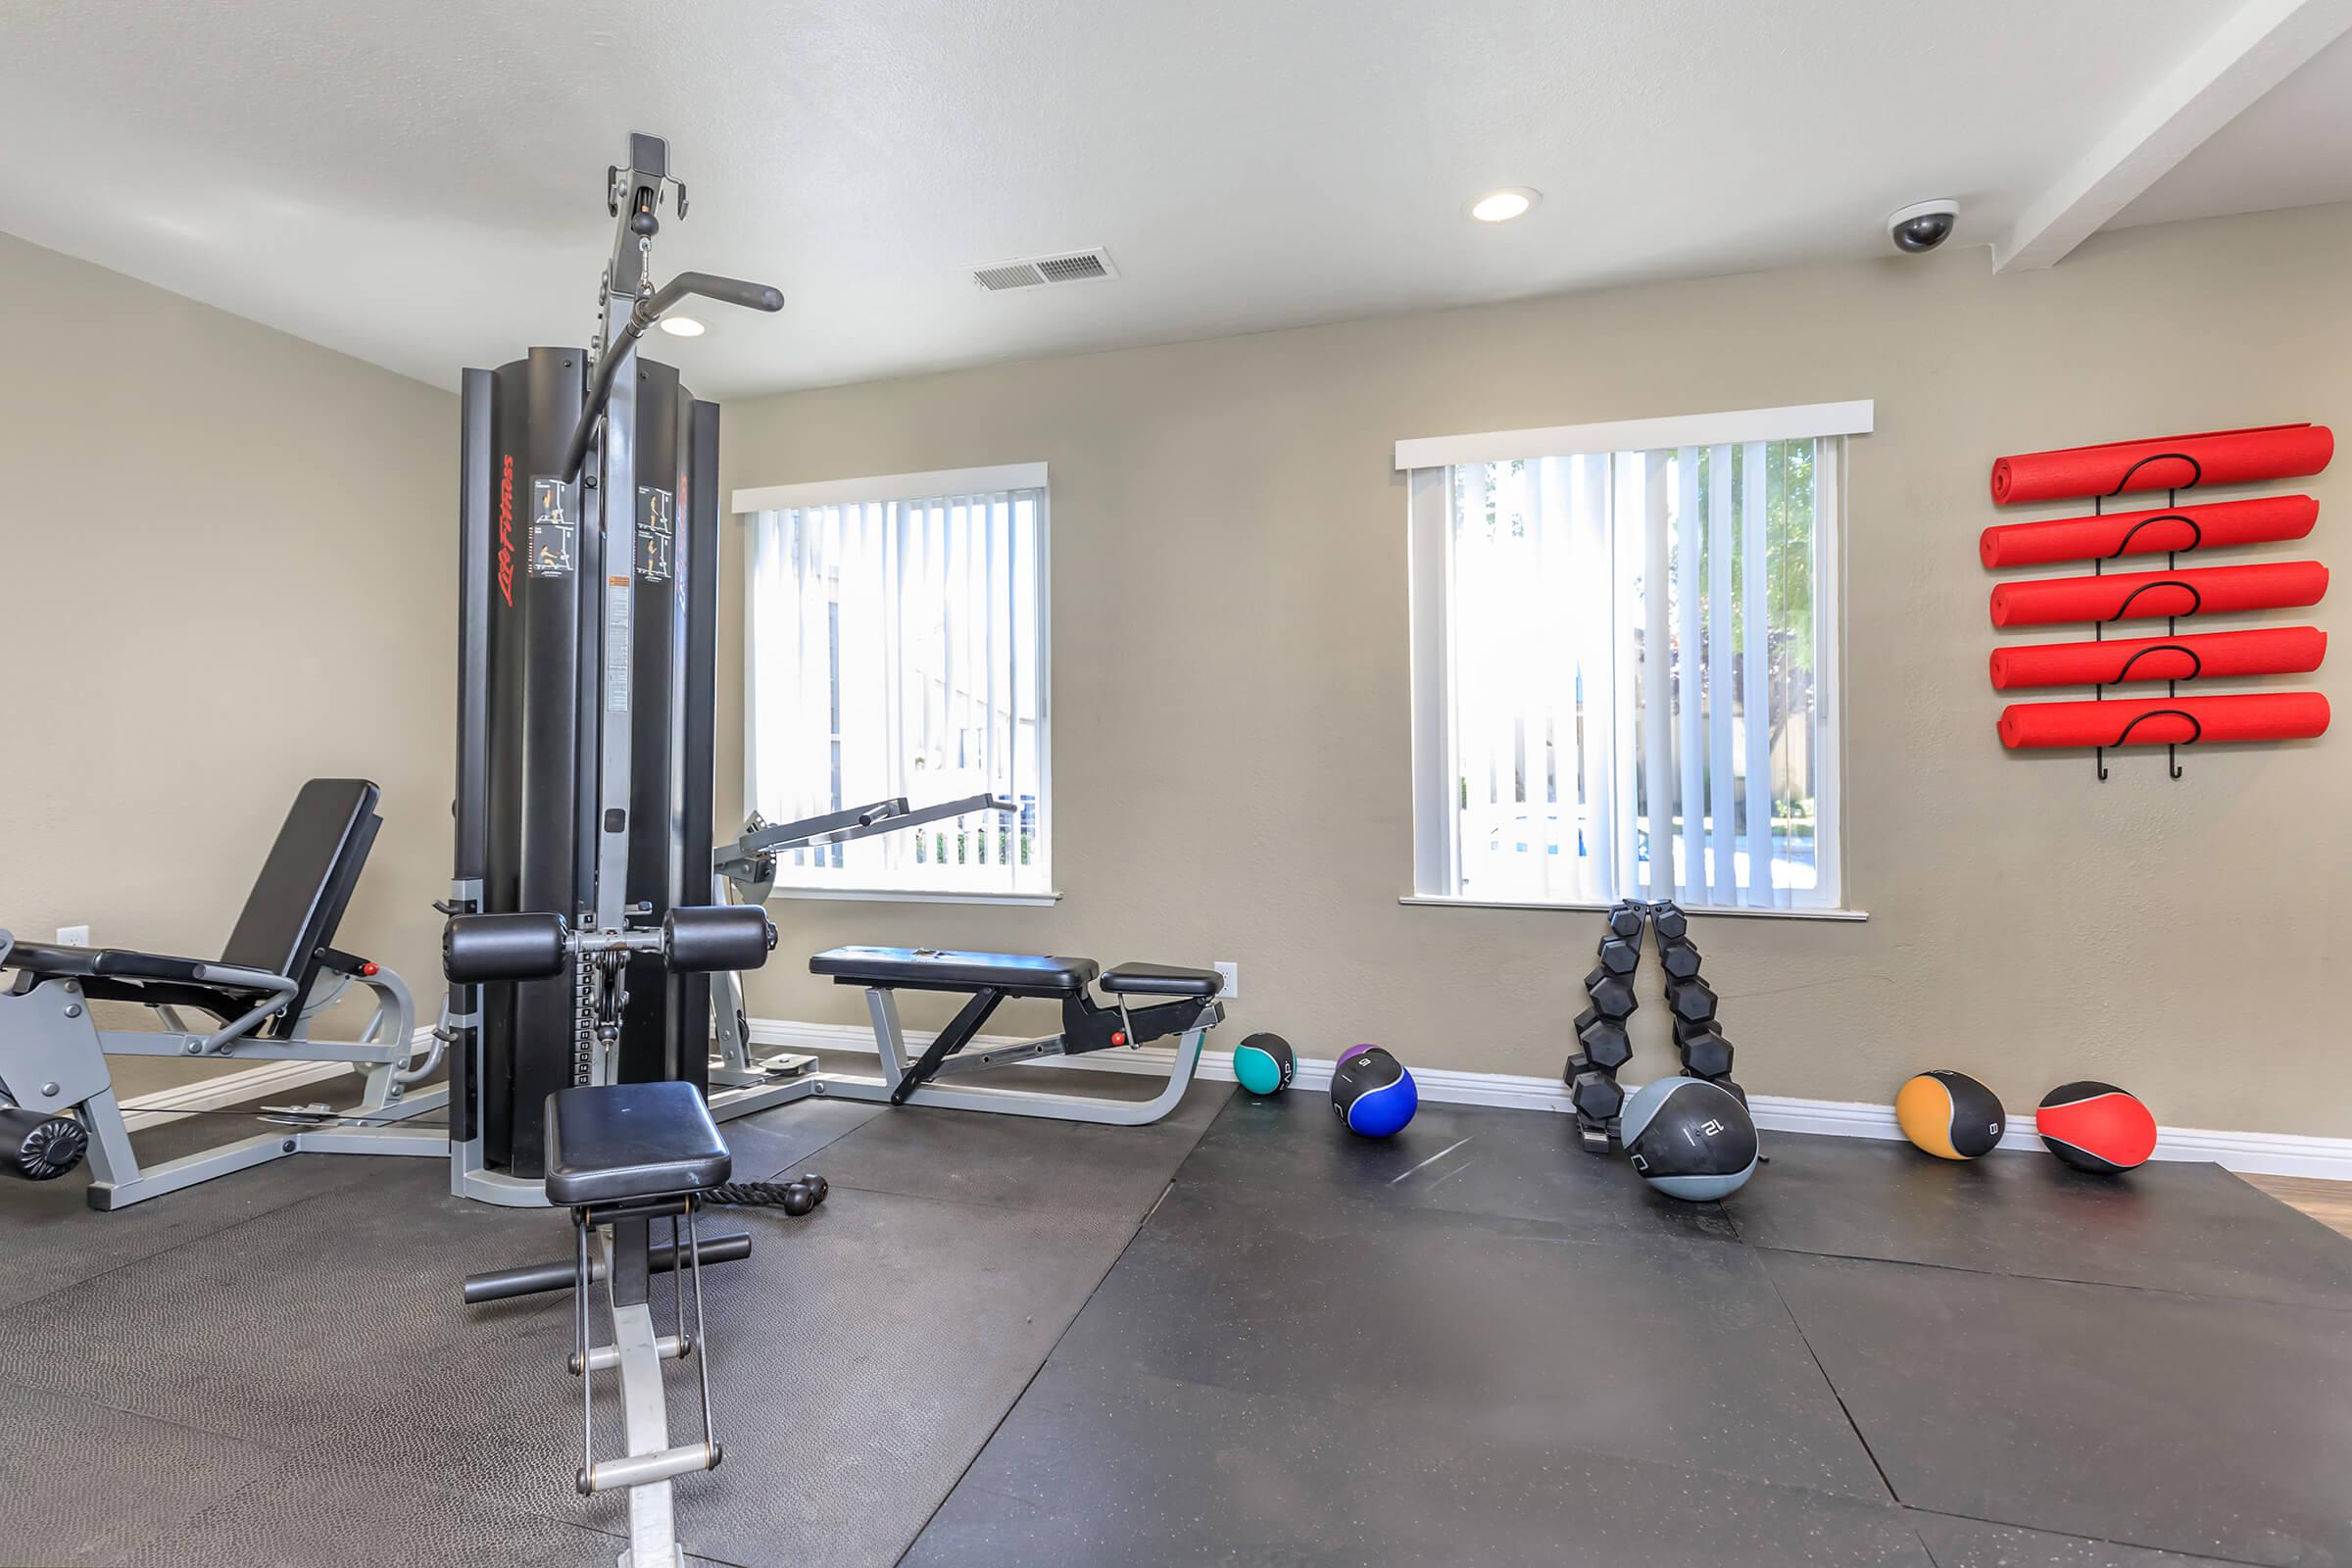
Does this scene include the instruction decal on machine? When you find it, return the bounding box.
[529,478,575,577]
[637,486,674,583]
[606,579,631,712]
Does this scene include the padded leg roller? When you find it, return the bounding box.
[662,905,776,973]
[443,912,568,982]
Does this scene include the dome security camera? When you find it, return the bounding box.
[1887,199,1959,254]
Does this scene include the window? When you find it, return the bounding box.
[738,465,1050,900]
[1400,403,1866,914]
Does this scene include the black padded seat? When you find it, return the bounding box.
[810,946,1100,997]
[1,944,285,1025]
[220,778,379,979]
[543,1081,731,1208]
[1101,962,1225,998]
[90,950,235,984]
[1,943,251,986]
[1,941,101,980]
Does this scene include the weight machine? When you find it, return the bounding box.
[438,131,792,1568]
[439,130,785,1205]
[0,779,441,1208]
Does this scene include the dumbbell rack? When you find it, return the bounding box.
[1563,900,1744,1155]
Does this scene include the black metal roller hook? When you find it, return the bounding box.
[2101,708,2202,782]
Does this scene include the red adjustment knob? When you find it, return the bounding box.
[1111,1030,1127,1047]
[361,961,379,976]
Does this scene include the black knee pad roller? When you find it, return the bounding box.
[443,912,568,982]
[662,906,776,974]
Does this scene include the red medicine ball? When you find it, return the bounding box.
[2036,1081,2157,1174]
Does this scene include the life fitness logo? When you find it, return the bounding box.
[496,454,515,607]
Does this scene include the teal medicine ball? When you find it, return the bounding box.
[1621,1076,1759,1200]
[1233,1033,1296,1096]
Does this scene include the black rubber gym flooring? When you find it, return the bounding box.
[2,1079,2347,1566]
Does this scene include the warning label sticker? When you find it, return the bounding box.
[606,583,631,711]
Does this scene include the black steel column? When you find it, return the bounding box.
[485,347,588,1176]
[451,368,495,1144]
[676,395,722,1094]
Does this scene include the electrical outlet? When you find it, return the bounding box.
[1214,960,1239,1000]
[56,925,90,948]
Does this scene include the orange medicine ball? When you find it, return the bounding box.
[1895,1070,2006,1160]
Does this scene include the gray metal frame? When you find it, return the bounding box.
[574,1207,717,1568]
[781,987,1217,1125]
[0,929,443,1210]
[462,1185,728,1568]
[700,792,1222,1126]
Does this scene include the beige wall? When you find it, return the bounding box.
[0,233,455,1015]
[9,202,2343,1138]
[715,202,2352,1138]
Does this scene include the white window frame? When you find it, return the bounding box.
[1397,402,1869,921]
[733,462,1056,906]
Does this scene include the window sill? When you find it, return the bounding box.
[1398,895,1867,922]
[765,885,1063,907]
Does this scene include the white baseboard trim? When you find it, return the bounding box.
[118,1026,437,1131]
[747,1017,2352,1181]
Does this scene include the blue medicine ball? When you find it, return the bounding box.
[1620,1076,1758,1200]
[1330,1045,1417,1138]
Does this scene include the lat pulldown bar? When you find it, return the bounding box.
[558,133,783,483]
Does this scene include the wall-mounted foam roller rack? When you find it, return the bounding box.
[1984,423,2334,781]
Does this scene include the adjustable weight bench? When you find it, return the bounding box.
[463,1082,737,1568]
[0,778,442,1208]
[797,946,1226,1125]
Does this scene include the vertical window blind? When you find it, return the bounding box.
[744,481,1049,895]
[1406,419,1848,912]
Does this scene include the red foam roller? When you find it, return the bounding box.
[1989,424,2333,506]
[1989,627,2327,690]
[1998,692,2329,749]
[1988,561,2327,628]
[1979,494,2318,569]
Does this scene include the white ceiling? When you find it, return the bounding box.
[1,0,2344,397]
[2113,26,2352,229]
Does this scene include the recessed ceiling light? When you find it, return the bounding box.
[1468,187,1541,223]
[659,315,707,337]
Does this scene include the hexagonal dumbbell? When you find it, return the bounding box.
[1665,975,1716,1024]
[1659,937,1702,981]
[1578,1015,1633,1071]
[1605,901,1647,941]
[1678,1025,1734,1081]
[1650,902,1690,942]
[1570,1068,1625,1125]
[1585,970,1639,1020]
[1594,935,1641,976]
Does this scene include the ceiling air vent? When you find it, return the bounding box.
[970,248,1120,291]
